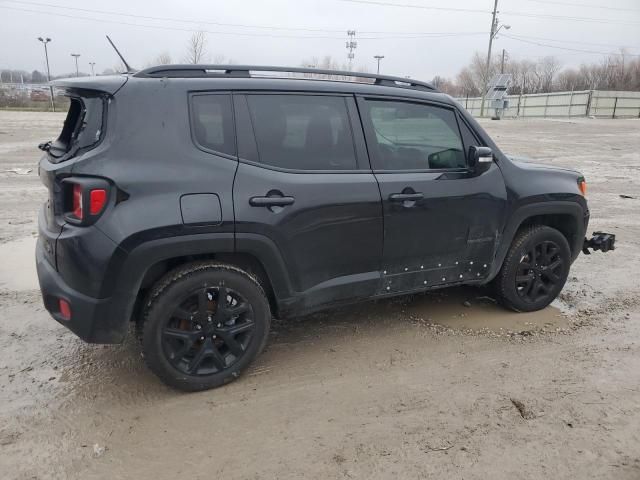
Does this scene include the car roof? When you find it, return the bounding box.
[50,65,455,105]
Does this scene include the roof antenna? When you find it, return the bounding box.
[106,35,134,73]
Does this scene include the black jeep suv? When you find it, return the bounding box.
[36,65,614,391]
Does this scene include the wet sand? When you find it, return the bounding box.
[0,111,639,479]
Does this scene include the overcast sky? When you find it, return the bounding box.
[1,0,639,80]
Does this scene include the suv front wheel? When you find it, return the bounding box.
[141,262,271,391]
[495,225,571,312]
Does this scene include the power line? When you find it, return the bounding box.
[502,33,640,56]
[501,10,640,26]
[0,0,345,33]
[0,5,483,40]
[520,0,640,13]
[340,0,490,15]
[506,33,640,50]
[0,0,486,39]
[341,0,640,26]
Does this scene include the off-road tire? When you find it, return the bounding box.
[495,225,571,312]
[141,261,271,391]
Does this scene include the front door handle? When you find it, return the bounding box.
[249,196,295,207]
[389,192,424,202]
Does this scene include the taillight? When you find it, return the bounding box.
[62,178,110,225]
[578,178,587,196]
[58,298,71,321]
[73,183,83,219]
[90,189,107,215]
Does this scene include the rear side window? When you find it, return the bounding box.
[363,99,466,171]
[245,95,356,170]
[48,93,105,161]
[191,94,236,156]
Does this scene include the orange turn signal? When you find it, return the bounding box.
[578,178,587,196]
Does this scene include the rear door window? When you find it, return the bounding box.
[190,94,236,156]
[245,94,357,171]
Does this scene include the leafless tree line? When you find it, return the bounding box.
[433,50,640,97]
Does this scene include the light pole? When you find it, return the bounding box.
[374,55,385,74]
[89,62,96,76]
[71,53,81,77]
[37,36,55,112]
[501,49,507,74]
[481,0,510,116]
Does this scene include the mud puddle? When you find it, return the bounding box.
[403,287,569,334]
[0,236,37,291]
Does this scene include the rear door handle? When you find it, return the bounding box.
[389,192,424,202]
[249,196,295,207]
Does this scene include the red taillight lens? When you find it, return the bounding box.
[58,298,71,320]
[64,178,109,224]
[90,189,107,215]
[72,183,83,219]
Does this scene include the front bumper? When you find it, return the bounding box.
[36,237,125,343]
[583,231,616,254]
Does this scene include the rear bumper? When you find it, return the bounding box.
[36,238,125,343]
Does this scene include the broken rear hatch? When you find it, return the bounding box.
[38,75,127,267]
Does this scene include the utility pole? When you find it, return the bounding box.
[481,0,499,117]
[374,55,384,74]
[346,30,357,70]
[89,62,96,76]
[37,36,55,112]
[501,49,506,74]
[71,53,81,77]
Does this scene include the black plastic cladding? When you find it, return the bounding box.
[36,68,589,343]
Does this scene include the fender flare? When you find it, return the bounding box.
[103,231,294,338]
[487,201,588,281]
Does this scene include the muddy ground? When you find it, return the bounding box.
[0,110,638,479]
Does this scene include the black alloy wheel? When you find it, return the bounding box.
[515,240,564,304]
[142,262,271,391]
[162,285,255,376]
[495,225,571,312]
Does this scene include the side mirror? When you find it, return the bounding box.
[468,146,493,174]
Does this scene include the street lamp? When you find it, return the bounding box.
[373,55,385,75]
[71,53,81,77]
[89,62,96,76]
[37,36,55,112]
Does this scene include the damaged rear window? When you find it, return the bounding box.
[47,90,106,162]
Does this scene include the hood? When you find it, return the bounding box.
[506,155,580,175]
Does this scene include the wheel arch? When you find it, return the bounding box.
[488,201,588,281]
[106,232,294,335]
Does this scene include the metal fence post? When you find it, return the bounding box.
[544,93,550,118]
[586,90,594,117]
[568,90,574,117]
[612,96,618,119]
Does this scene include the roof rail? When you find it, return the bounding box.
[134,64,436,92]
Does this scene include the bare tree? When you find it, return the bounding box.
[155,52,172,65]
[185,31,208,64]
[455,67,480,96]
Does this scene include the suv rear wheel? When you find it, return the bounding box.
[141,262,271,391]
[495,225,571,312]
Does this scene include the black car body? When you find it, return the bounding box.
[35,65,613,390]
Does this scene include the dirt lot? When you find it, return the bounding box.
[0,110,639,479]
